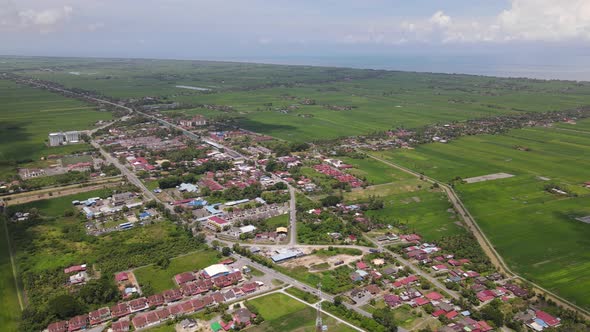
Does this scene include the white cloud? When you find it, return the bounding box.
[496,0,590,41]
[430,11,451,28]
[0,1,73,32]
[342,1,590,45]
[87,22,104,32]
[431,0,590,43]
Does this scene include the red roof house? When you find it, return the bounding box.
[64,265,86,274]
[47,321,68,332]
[175,272,196,285]
[88,307,111,325]
[536,310,560,327]
[110,303,130,318]
[445,311,459,320]
[147,293,165,307]
[432,309,446,317]
[155,308,171,320]
[68,315,88,332]
[414,297,430,306]
[425,292,443,301]
[241,282,257,293]
[128,297,148,312]
[356,261,368,270]
[111,319,130,332]
[115,272,129,282]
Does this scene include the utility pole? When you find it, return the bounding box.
[316,283,323,332]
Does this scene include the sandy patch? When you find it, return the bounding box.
[281,254,357,271]
[464,172,514,183]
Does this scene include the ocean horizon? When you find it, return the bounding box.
[217,54,590,82]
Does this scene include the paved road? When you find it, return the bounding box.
[367,153,590,319]
[288,185,297,245]
[88,140,181,217]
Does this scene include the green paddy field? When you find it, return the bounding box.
[12,57,590,142]
[372,120,590,310]
[0,79,111,179]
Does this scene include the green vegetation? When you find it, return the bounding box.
[12,57,590,143]
[284,287,320,304]
[374,121,590,310]
[0,217,21,332]
[60,155,93,167]
[263,213,289,229]
[341,156,413,185]
[247,293,307,320]
[363,189,466,241]
[6,190,206,331]
[134,249,220,294]
[276,265,355,294]
[246,293,356,332]
[0,79,111,177]
[314,247,363,257]
[248,266,265,277]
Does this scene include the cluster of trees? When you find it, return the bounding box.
[11,209,206,331]
[262,141,310,156]
[364,195,384,210]
[206,183,263,201]
[324,301,396,332]
[20,274,120,331]
[436,234,493,273]
[260,190,289,204]
[320,195,342,207]
[22,171,90,190]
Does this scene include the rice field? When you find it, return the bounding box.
[373,120,590,310]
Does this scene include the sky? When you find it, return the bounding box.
[1,0,590,60]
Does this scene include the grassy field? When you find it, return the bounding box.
[246,293,356,332]
[0,79,111,165]
[275,265,355,295]
[340,156,413,185]
[60,155,93,166]
[284,287,320,304]
[0,217,21,332]
[263,213,289,229]
[373,121,590,310]
[134,249,220,293]
[363,189,466,241]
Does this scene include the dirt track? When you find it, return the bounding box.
[3,180,122,206]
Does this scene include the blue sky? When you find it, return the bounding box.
[1,0,589,60]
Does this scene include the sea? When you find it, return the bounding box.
[220,54,590,82]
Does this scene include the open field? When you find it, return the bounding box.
[11,57,590,142]
[263,213,289,229]
[275,264,355,295]
[340,156,414,185]
[372,121,590,310]
[134,249,220,293]
[0,79,111,165]
[344,178,425,201]
[362,189,466,241]
[0,217,21,332]
[246,293,356,332]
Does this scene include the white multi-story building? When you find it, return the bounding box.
[48,131,80,146]
[65,131,79,143]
